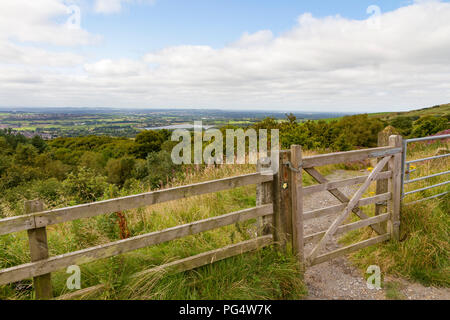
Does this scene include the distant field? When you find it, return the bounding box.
[0,104,448,139]
[0,109,348,138]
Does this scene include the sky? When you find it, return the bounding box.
[0,0,450,112]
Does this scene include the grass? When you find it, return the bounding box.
[0,163,308,300]
[384,281,406,300]
[340,139,449,287]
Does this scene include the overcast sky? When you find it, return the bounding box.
[1,0,449,112]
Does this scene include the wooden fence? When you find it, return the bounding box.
[0,135,403,300]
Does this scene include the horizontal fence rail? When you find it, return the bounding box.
[0,172,273,236]
[302,146,402,168]
[304,213,390,244]
[303,192,391,221]
[302,171,392,196]
[310,233,391,266]
[404,170,450,184]
[404,181,450,196]
[406,153,450,164]
[0,204,273,286]
[401,133,450,203]
[0,172,276,300]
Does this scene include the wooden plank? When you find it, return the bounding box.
[304,213,390,244]
[310,233,390,266]
[25,200,53,300]
[303,171,392,196]
[290,145,304,263]
[279,151,292,239]
[302,146,402,168]
[0,173,273,235]
[375,129,393,219]
[388,135,403,241]
[271,151,284,248]
[307,155,392,264]
[303,193,391,220]
[0,215,36,236]
[257,160,273,236]
[304,167,385,235]
[0,205,273,285]
[55,284,106,300]
[133,235,273,278]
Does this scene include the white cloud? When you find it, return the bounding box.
[0,0,98,46]
[0,0,98,71]
[1,1,450,112]
[84,59,148,76]
[94,0,156,14]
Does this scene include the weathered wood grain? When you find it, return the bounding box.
[290,145,304,263]
[25,200,53,300]
[304,213,389,244]
[304,167,386,235]
[310,233,390,266]
[0,204,273,285]
[303,192,391,220]
[302,146,401,168]
[257,160,273,236]
[0,215,36,236]
[0,173,273,235]
[302,171,392,196]
[271,152,284,248]
[307,155,392,264]
[388,135,403,241]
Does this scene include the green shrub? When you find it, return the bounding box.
[62,167,109,203]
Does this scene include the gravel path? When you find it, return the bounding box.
[303,170,450,300]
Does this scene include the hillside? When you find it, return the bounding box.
[370,103,450,120]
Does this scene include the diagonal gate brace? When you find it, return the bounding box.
[306,155,392,264]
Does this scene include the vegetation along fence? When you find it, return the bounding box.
[0,134,421,300]
[401,133,450,205]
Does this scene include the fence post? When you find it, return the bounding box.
[375,129,390,218]
[277,151,293,248]
[289,145,304,264]
[256,159,272,236]
[269,154,285,250]
[25,200,53,300]
[388,135,402,241]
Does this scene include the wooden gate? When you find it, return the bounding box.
[276,135,403,266]
[0,135,404,299]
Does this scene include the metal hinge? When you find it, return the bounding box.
[284,161,302,173]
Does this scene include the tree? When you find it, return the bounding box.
[14,144,38,166]
[31,135,48,153]
[133,130,166,159]
[63,167,108,203]
[411,116,448,138]
[145,150,182,189]
[105,157,136,187]
[286,113,297,124]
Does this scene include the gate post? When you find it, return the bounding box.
[375,128,393,220]
[256,159,272,236]
[289,145,304,264]
[277,151,292,249]
[25,200,53,300]
[388,135,402,241]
